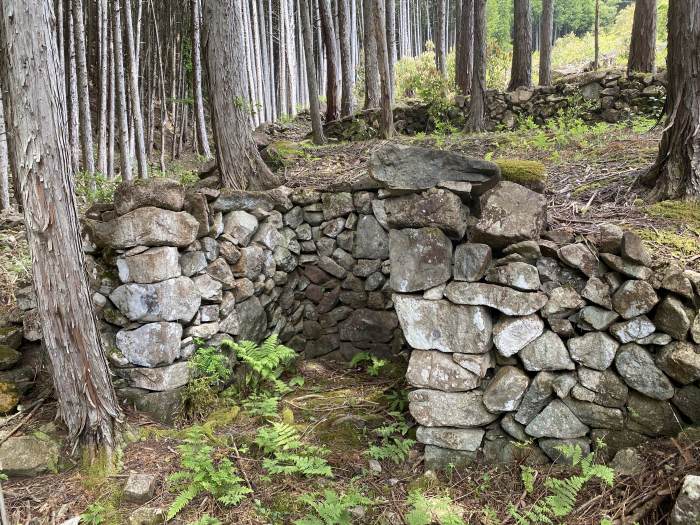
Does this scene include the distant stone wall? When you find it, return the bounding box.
[323,69,666,140]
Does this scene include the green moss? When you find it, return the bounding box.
[636,228,700,259]
[647,200,700,229]
[263,140,306,169]
[494,159,547,192]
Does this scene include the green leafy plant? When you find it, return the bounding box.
[81,503,109,525]
[366,415,415,464]
[223,335,297,395]
[241,393,280,418]
[181,341,233,420]
[255,422,332,478]
[349,352,387,377]
[167,427,252,519]
[384,388,409,412]
[294,489,373,525]
[189,516,223,525]
[521,465,537,494]
[508,445,614,525]
[405,490,466,525]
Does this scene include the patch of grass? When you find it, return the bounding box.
[646,200,700,229]
[636,228,700,260]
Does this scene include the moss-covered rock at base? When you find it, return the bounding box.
[494,159,547,193]
[0,381,18,413]
[0,345,21,371]
[261,140,306,170]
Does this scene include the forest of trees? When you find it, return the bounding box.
[0,0,697,456]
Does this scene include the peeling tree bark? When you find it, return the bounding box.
[202,0,281,190]
[0,94,9,211]
[0,0,122,453]
[643,0,700,200]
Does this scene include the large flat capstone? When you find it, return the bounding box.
[113,179,186,215]
[394,295,492,354]
[445,282,548,316]
[109,277,201,322]
[368,143,501,194]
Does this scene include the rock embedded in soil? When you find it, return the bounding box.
[0,435,60,477]
[670,475,700,525]
[539,438,591,464]
[123,473,157,503]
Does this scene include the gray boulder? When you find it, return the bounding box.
[223,211,258,246]
[321,192,354,220]
[579,306,619,330]
[383,190,469,239]
[114,179,185,215]
[483,366,529,412]
[339,309,399,343]
[416,427,485,451]
[599,253,652,280]
[116,322,184,367]
[485,262,540,291]
[117,246,181,284]
[621,231,652,267]
[453,243,492,281]
[515,372,555,424]
[615,344,674,400]
[577,367,628,408]
[445,282,548,316]
[563,397,624,429]
[524,399,589,439]
[110,277,201,322]
[519,331,575,371]
[567,332,619,371]
[406,350,480,391]
[581,277,613,309]
[671,475,700,525]
[654,296,692,340]
[117,361,190,391]
[180,251,207,277]
[493,314,544,357]
[235,297,268,342]
[656,342,700,385]
[541,286,585,318]
[408,389,499,427]
[626,391,682,437]
[394,295,492,354]
[389,228,452,292]
[0,435,60,477]
[452,352,495,377]
[353,215,389,259]
[368,143,500,194]
[469,182,547,249]
[558,243,599,277]
[612,280,659,319]
[610,315,656,343]
[424,445,476,470]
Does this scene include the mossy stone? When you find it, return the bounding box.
[0,382,19,413]
[0,345,21,371]
[494,159,547,193]
[0,326,22,349]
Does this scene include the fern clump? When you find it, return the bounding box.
[167,427,252,520]
[366,413,416,465]
[223,334,297,395]
[405,490,466,525]
[509,445,614,525]
[255,422,333,478]
[181,340,234,420]
[294,489,374,525]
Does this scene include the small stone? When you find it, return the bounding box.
[500,413,529,441]
[610,315,656,343]
[581,277,613,309]
[483,366,529,412]
[612,280,658,319]
[0,345,21,371]
[192,274,223,302]
[445,282,548,316]
[577,367,628,408]
[611,448,644,476]
[453,243,492,282]
[493,314,544,357]
[368,459,382,474]
[389,228,452,293]
[353,215,389,259]
[578,306,619,330]
[661,272,695,300]
[223,211,258,246]
[123,473,157,503]
[0,382,19,413]
[485,262,540,291]
[591,223,623,253]
[519,331,575,371]
[180,251,207,277]
[615,344,674,400]
[128,507,166,525]
[416,427,485,451]
[408,389,498,428]
[656,342,700,385]
[515,372,555,424]
[558,243,599,277]
[524,399,589,439]
[318,256,347,279]
[654,296,692,340]
[600,253,652,280]
[231,245,264,279]
[423,284,446,300]
[567,332,619,371]
[549,318,575,337]
[503,240,541,261]
[452,352,495,377]
[541,286,585,318]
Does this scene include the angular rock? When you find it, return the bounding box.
[610,448,645,476]
[558,243,599,277]
[567,332,619,371]
[0,346,20,371]
[563,397,624,429]
[445,282,548,316]
[600,253,652,280]
[369,143,501,194]
[321,192,354,220]
[453,243,492,282]
[0,325,22,350]
[656,342,700,385]
[235,297,267,341]
[408,389,499,427]
[615,344,674,400]
[383,190,468,239]
[192,274,223,302]
[541,286,585,318]
[673,385,700,423]
[87,207,198,249]
[612,280,658,319]
[223,211,258,246]
[110,277,201,322]
[621,231,652,267]
[654,296,692,340]
[124,473,157,503]
[662,271,695,300]
[626,391,682,437]
[503,240,541,261]
[116,322,184,367]
[117,247,181,284]
[231,245,264,279]
[469,182,547,249]
[579,306,619,330]
[590,223,624,254]
[493,314,544,357]
[424,445,476,470]
[114,179,185,215]
[212,188,291,213]
[0,435,60,477]
[515,372,555,424]
[519,331,575,371]
[500,413,529,441]
[581,277,613,309]
[483,366,529,412]
[389,228,452,292]
[394,295,492,354]
[180,251,207,277]
[0,382,18,413]
[524,399,589,438]
[577,367,628,408]
[416,427,485,451]
[485,262,540,291]
[452,352,495,377]
[352,215,389,259]
[339,309,398,343]
[610,315,656,343]
[670,475,700,525]
[207,258,235,288]
[406,350,481,392]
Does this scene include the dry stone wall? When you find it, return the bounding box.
[5,142,699,470]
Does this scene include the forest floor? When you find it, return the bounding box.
[2,114,700,524]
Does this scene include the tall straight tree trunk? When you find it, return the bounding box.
[0,0,122,453]
[71,0,96,175]
[538,0,553,85]
[594,0,600,68]
[0,94,9,211]
[455,0,473,94]
[362,0,381,108]
[386,0,396,92]
[507,0,532,90]
[251,0,266,124]
[97,0,110,174]
[192,0,211,157]
[108,13,116,178]
[65,0,81,173]
[467,0,486,131]
[627,0,657,73]
[435,0,446,76]
[318,0,341,121]
[301,0,327,144]
[338,0,355,116]
[373,0,394,138]
[642,0,700,199]
[123,0,149,179]
[202,0,281,189]
[113,0,133,180]
[150,0,167,173]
